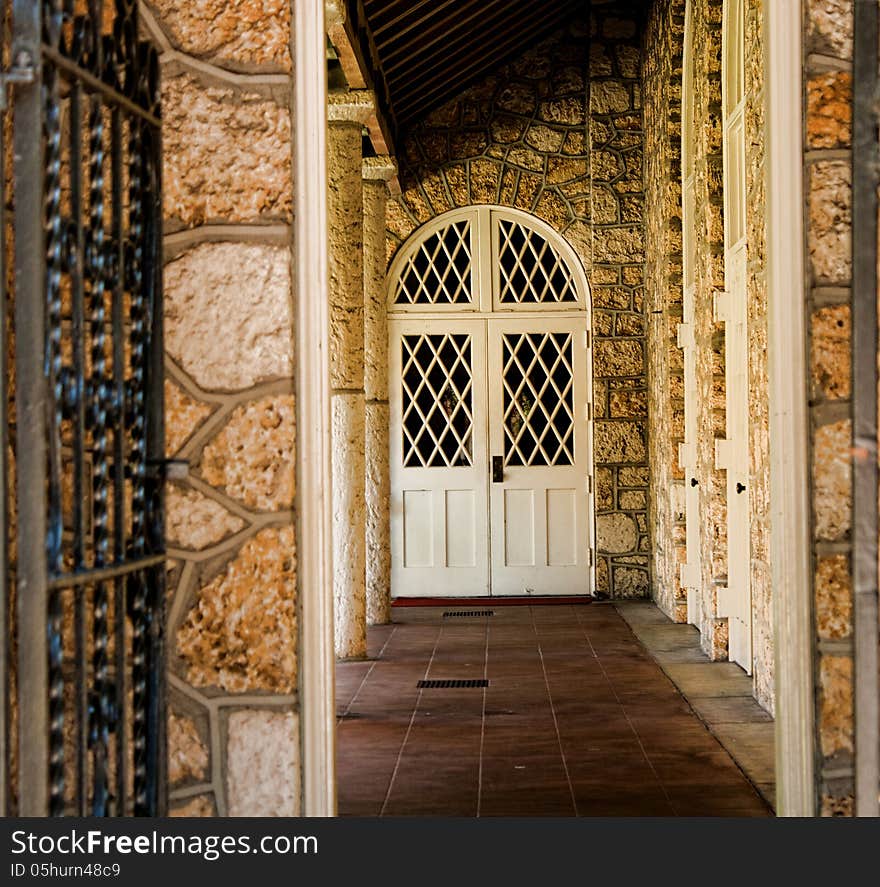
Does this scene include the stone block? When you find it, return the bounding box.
[177,525,297,693]
[807,0,853,60]
[815,554,852,640]
[594,339,644,378]
[592,187,620,225]
[525,124,565,153]
[149,0,291,71]
[596,467,614,512]
[366,403,391,626]
[819,655,853,757]
[610,388,647,417]
[166,485,246,550]
[163,75,292,226]
[592,226,645,264]
[168,710,209,785]
[812,419,851,541]
[332,394,367,659]
[597,513,638,553]
[591,81,631,115]
[470,159,502,203]
[810,304,850,400]
[806,72,852,150]
[164,243,293,392]
[612,566,649,597]
[591,150,625,181]
[538,97,586,125]
[165,379,212,456]
[534,190,571,231]
[619,490,647,511]
[227,710,300,816]
[594,421,646,464]
[808,161,852,285]
[618,466,649,487]
[615,45,640,80]
[200,395,295,512]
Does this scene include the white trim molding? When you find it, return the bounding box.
[295,0,337,817]
[764,0,815,817]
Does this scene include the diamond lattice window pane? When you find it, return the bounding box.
[395,220,473,305]
[497,218,578,304]
[502,332,574,466]
[402,334,473,467]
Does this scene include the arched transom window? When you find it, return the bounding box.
[388,206,589,313]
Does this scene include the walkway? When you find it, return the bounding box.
[336,603,772,816]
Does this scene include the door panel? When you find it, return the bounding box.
[488,318,590,595]
[721,244,752,671]
[390,319,490,596]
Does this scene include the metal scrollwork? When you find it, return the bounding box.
[29,0,166,816]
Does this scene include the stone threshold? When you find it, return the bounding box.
[615,601,776,812]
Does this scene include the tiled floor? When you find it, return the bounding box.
[336,603,772,817]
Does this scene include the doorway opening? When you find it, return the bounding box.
[387,207,595,599]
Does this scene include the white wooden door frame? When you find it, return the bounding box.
[295,0,335,816]
[719,0,753,673]
[387,207,595,598]
[764,0,815,817]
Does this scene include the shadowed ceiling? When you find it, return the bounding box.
[346,0,585,140]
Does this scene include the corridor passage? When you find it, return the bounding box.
[336,604,771,817]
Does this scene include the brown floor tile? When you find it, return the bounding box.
[336,603,772,817]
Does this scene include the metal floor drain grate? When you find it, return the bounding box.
[417,678,489,689]
[443,609,495,618]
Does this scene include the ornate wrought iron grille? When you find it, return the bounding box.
[2,0,165,816]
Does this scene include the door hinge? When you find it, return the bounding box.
[589,549,595,567]
[584,329,591,349]
[588,475,594,494]
[714,438,732,471]
[0,49,36,111]
[713,290,731,324]
[586,402,592,421]
[676,321,694,350]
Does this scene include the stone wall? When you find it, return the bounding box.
[141,1,300,817]
[387,11,651,598]
[643,0,773,705]
[803,0,856,817]
[643,0,686,622]
[643,0,728,654]
[687,0,729,657]
[589,3,652,597]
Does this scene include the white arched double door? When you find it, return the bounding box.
[388,207,595,598]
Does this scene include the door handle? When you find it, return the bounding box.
[690,477,698,487]
[492,456,504,483]
[736,482,746,494]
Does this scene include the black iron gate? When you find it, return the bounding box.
[2,0,165,816]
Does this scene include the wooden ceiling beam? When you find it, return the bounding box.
[396,9,576,123]
[373,0,463,40]
[381,0,516,78]
[379,0,525,68]
[327,0,398,155]
[385,0,559,93]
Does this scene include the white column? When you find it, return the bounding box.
[362,156,397,625]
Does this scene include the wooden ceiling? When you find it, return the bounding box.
[346,0,585,141]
